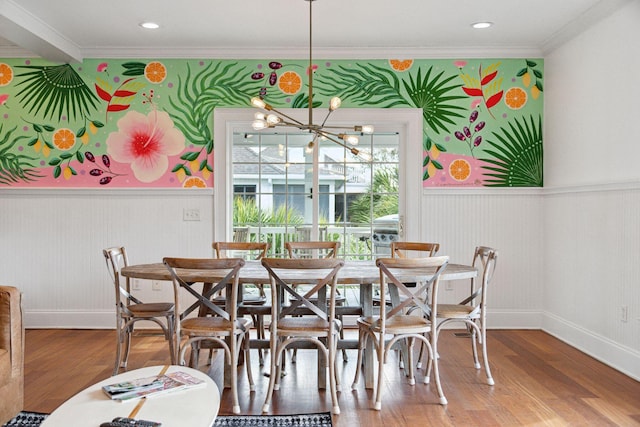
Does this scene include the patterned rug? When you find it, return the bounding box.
[3,411,333,427]
[2,412,48,427]
[213,412,333,427]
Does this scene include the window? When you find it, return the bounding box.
[214,108,424,258]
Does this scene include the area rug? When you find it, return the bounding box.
[2,412,48,427]
[2,411,333,427]
[213,412,333,427]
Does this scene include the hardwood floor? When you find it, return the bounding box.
[24,329,640,426]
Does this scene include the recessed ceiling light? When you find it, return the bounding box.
[140,22,160,29]
[471,22,493,29]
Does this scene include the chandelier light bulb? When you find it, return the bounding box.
[341,134,359,146]
[266,114,281,125]
[252,120,269,130]
[251,97,266,109]
[254,112,266,121]
[356,125,374,134]
[329,97,342,111]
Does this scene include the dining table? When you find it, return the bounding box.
[121,259,477,390]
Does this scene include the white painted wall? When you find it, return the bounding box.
[543,0,640,380]
[545,1,640,187]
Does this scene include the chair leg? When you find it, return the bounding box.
[166,316,176,365]
[351,327,366,389]
[416,340,425,369]
[121,324,133,371]
[189,342,200,367]
[406,337,416,386]
[338,315,348,362]
[332,337,342,393]
[254,314,264,366]
[262,340,282,413]
[431,335,448,405]
[420,338,433,385]
[481,325,494,386]
[373,337,385,411]
[328,339,340,415]
[243,331,256,391]
[114,323,125,376]
[230,335,240,414]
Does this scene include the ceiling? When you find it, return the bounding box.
[0,0,633,63]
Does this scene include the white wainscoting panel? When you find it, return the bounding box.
[422,188,544,328]
[1,189,214,328]
[544,183,640,380]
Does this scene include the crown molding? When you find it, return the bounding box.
[542,0,633,54]
[78,45,544,60]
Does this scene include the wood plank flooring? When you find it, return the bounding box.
[23,329,640,426]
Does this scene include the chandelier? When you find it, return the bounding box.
[250,0,373,160]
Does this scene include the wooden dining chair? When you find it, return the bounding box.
[102,247,178,376]
[261,257,345,415]
[285,240,347,361]
[385,241,441,367]
[373,241,440,307]
[428,246,498,386]
[352,256,449,410]
[163,257,255,414]
[213,241,270,365]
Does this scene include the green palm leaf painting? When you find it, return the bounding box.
[15,64,99,121]
[167,61,265,176]
[481,115,543,187]
[315,63,466,134]
[0,125,43,185]
[316,63,409,108]
[402,66,466,134]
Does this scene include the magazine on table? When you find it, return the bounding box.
[102,371,206,401]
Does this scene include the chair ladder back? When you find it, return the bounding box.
[376,256,449,320]
[213,241,269,260]
[261,258,344,320]
[285,241,340,259]
[461,246,498,307]
[391,241,440,258]
[163,257,245,324]
[103,247,143,306]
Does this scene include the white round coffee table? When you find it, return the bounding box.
[41,365,219,427]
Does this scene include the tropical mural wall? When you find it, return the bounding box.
[0,57,543,188]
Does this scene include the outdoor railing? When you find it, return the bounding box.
[236,225,376,259]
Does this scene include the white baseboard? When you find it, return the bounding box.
[486,309,542,329]
[542,311,640,381]
[25,310,159,329]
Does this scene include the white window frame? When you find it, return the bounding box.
[213,108,424,244]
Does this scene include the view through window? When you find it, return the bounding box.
[231,130,399,259]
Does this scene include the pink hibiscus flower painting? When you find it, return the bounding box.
[106,110,185,183]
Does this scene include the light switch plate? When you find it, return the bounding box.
[183,208,201,221]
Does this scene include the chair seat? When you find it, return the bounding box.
[181,316,253,335]
[357,315,431,333]
[277,317,341,333]
[127,302,175,315]
[437,303,478,318]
